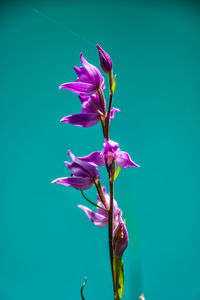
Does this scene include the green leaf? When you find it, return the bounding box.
[118,260,124,299]
[113,165,121,181]
[112,74,117,94]
[113,257,124,299]
[80,277,87,300]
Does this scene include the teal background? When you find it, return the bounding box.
[1,1,200,299]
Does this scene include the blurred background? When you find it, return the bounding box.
[1,0,200,299]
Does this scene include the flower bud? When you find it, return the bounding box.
[113,218,128,257]
[96,44,113,73]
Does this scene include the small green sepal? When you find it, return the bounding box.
[113,165,121,181]
[112,74,117,94]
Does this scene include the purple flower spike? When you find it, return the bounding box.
[96,44,113,74]
[59,53,105,96]
[52,150,100,191]
[113,217,129,257]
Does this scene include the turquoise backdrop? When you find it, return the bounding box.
[1,1,200,299]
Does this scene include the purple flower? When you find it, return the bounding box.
[78,186,129,256]
[113,217,128,257]
[77,139,140,170]
[52,150,100,190]
[78,186,121,226]
[96,44,113,74]
[60,93,120,128]
[103,139,140,170]
[59,53,105,96]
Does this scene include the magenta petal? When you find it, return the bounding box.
[96,186,121,219]
[80,53,101,77]
[74,66,92,84]
[110,107,120,121]
[78,205,108,226]
[115,149,140,168]
[79,95,90,106]
[97,204,108,218]
[80,93,104,114]
[60,113,100,127]
[113,200,122,219]
[78,151,105,167]
[80,53,103,88]
[104,139,119,152]
[59,82,96,95]
[52,177,93,190]
[64,161,89,177]
[68,150,100,179]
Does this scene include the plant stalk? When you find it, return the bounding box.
[97,87,106,115]
[94,180,108,209]
[104,71,113,140]
[108,162,116,298]
[80,190,108,212]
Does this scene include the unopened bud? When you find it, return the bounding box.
[96,44,113,73]
[113,218,128,257]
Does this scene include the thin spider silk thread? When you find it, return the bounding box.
[32,8,95,48]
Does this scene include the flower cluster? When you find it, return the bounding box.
[52,45,140,299]
[59,52,119,128]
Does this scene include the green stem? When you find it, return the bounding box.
[94,180,108,209]
[80,190,108,212]
[80,277,87,300]
[98,71,117,299]
[108,162,116,297]
[97,87,106,116]
[91,99,104,117]
[104,71,113,140]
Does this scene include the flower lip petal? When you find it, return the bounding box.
[59,82,96,95]
[51,176,93,190]
[115,149,140,168]
[60,113,100,127]
[78,205,108,226]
